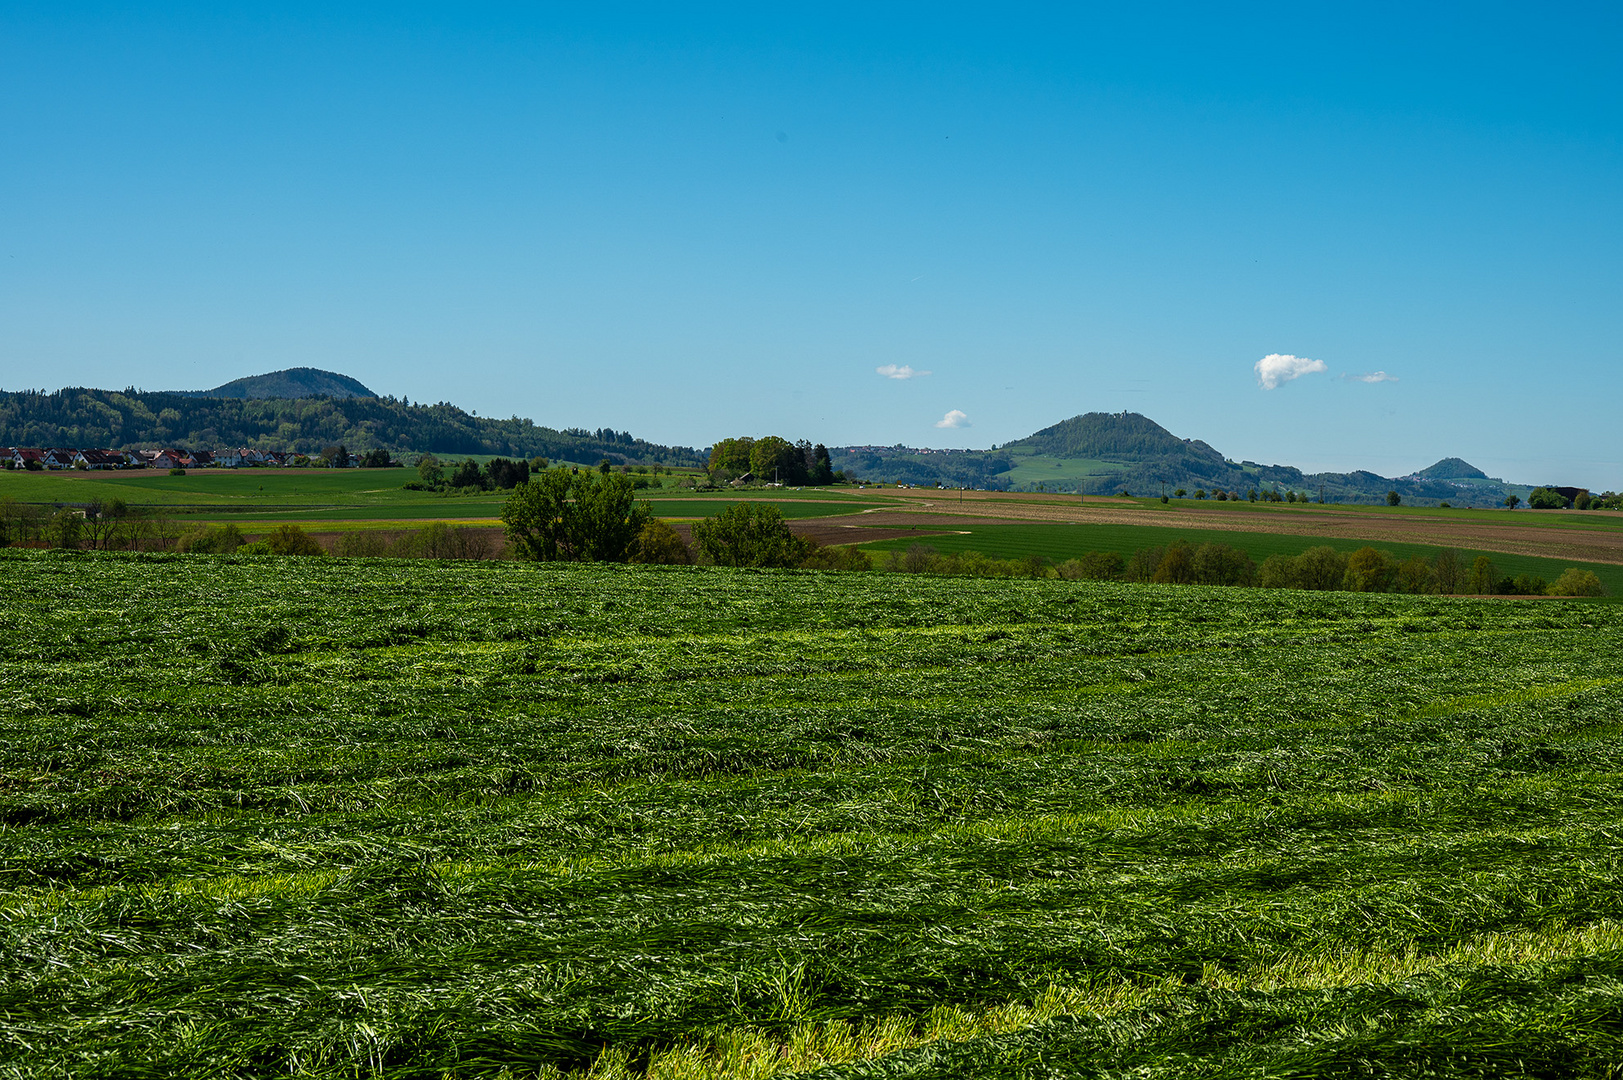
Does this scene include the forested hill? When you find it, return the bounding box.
[178,367,377,400]
[0,386,704,467]
[1004,411,1224,463]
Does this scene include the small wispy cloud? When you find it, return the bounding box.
[935,409,970,429]
[877,364,931,380]
[1344,371,1398,383]
[1255,353,1328,390]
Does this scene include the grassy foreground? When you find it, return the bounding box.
[2,551,1622,1077]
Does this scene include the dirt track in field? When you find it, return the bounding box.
[809,490,1623,565]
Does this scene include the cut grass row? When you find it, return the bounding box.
[1,552,1620,1075]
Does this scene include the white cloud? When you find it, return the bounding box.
[1345,371,1398,383]
[935,409,970,429]
[877,364,931,380]
[1255,353,1328,390]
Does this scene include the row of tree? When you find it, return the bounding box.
[411,455,538,492]
[872,539,1606,597]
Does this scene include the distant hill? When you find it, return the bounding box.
[1415,457,1489,481]
[0,384,702,467]
[1006,411,1224,464]
[832,412,1534,507]
[181,367,378,400]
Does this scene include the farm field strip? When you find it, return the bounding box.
[857,521,1623,595]
[1,552,1621,1076]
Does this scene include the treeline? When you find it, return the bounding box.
[876,540,1607,597]
[0,387,704,467]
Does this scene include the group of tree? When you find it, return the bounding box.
[707,437,836,485]
[1526,486,1623,510]
[498,471,865,569]
[410,455,538,492]
[0,386,705,467]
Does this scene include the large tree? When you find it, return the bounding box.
[690,502,813,568]
[708,437,754,474]
[501,470,651,562]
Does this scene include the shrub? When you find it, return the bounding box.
[1152,541,1198,584]
[691,503,813,568]
[1258,554,1298,590]
[502,470,650,562]
[259,524,326,556]
[1124,546,1165,583]
[1549,568,1606,597]
[1296,546,1349,591]
[335,530,403,558]
[1395,554,1438,594]
[176,523,246,554]
[1057,551,1124,581]
[627,520,692,565]
[1343,547,1398,592]
[1511,573,1548,596]
[1191,542,1257,587]
[799,543,872,572]
[169,468,186,476]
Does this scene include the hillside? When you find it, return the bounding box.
[832,412,1533,506]
[182,367,378,400]
[1415,456,1489,480]
[0,385,703,467]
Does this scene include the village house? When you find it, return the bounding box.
[72,449,128,470]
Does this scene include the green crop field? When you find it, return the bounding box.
[860,521,1623,596]
[3,551,1623,1077]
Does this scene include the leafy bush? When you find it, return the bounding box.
[691,503,814,568]
[502,469,651,562]
[256,524,326,557]
[176,523,246,554]
[1549,568,1606,597]
[799,542,872,572]
[627,519,692,565]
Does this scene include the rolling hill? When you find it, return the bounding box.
[0,377,703,468]
[832,412,1539,507]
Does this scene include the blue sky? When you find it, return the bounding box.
[3,4,1620,487]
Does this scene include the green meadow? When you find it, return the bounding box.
[0,470,878,524]
[3,550,1622,1076]
[859,520,1623,597]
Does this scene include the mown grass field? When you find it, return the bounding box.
[3,550,1622,1077]
[858,521,1623,596]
